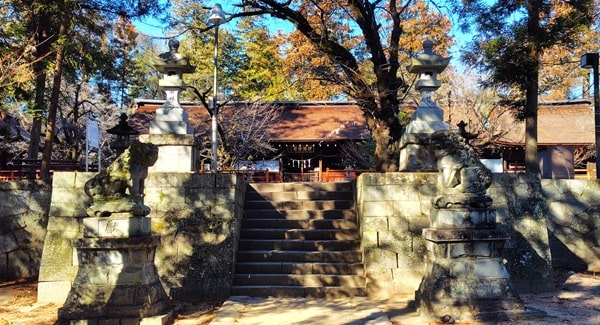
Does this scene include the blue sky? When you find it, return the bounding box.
[134,1,470,70]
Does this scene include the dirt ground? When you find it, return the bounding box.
[0,270,598,325]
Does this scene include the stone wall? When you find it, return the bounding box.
[144,173,245,300]
[37,171,244,304]
[542,179,600,271]
[0,181,50,280]
[356,173,433,299]
[356,173,600,298]
[2,171,599,302]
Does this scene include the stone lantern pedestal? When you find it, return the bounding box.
[57,233,170,323]
[416,208,524,321]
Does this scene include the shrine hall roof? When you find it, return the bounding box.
[494,99,594,147]
[132,99,595,146]
[132,100,371,142]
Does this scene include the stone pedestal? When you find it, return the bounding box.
[150,99,194,135]
[139,133,198,173]
[398,95,450,172]
[416,207,525,322]
[58,215,171,324]
[398,133,437,172]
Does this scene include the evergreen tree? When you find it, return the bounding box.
[456,0,596,174]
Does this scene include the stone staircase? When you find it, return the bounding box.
[232,182,366,298]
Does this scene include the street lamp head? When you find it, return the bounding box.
[581,53,599,69]
[208,4,226,26]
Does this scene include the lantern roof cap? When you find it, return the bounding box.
[408,40,451,73]
[107,113,140,135]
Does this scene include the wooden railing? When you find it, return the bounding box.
[321,168,373,182]
[238,169,283,183]
[0,159,83,181]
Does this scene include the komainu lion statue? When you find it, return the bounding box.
[85,140,159,217]
[430,130,492,209]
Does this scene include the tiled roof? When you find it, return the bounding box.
[132,100,370,142]
[132,99,594,146]
[265,102,369,141]
[495,99,594,146]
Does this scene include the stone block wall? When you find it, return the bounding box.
[356,172,557,298]
[2,171,599,302]
[37,171,244,304]
[0,181,50,280]
[144,173,245,300]
[355,173,435,299]
[541,179,600,271]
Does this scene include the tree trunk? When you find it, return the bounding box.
[524,66,539,175]
[524,108,539,175]
[365,112,400,172]
[40,2,68,182]
[525,0,541,176]
[27,6,53,179]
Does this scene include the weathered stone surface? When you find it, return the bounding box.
[36,171,244,305]
[398,142,437,172]
[0,191,29,216]
[83,216,151,238]
[430,208,496,228]
[37,281,72,304]
[6,248,36,278]
[0,232,18,253]
[139,133,196,146]
[361,201,395,218]
[364,248,398,269]
[59,235,170,322]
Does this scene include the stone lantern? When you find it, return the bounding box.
[139,38,199,173]
[399,40,451,171]
[150,38,195,135]
[107,113,139,156]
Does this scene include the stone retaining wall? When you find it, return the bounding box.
[0,181,50,280]
[1,172,599,302]
[356,173,600,298]
[37,172,244,304]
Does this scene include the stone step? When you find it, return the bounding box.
[240,229,360,240]
[247,182,353,193]
[236,250,362,263]
[245,190,353,202]
[244,199,353,210]
[238,239,361,251]
[230,285,367,299]
[233,274,366,287]
[243,209,356,220]
[235,181,364,298]
[241,218,357,230]
[235,262,364,275]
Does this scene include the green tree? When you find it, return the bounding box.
[174,0,452,171]
[2,0,166,180]
[457,0,595,174]
[30,0,161,181]
[233,18,298,101]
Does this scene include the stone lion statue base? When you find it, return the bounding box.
[84,141,159,217]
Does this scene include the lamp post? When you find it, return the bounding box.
[208,4,226,173]
[581,53,600,179]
